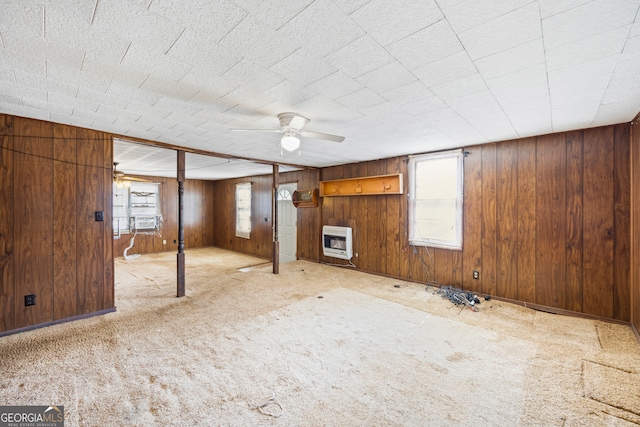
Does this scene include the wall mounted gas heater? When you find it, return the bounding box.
[322,226,353,260]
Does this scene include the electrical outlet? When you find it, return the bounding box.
[355,252,359,257]
[473,271,480,280]
[24,294,36,306]
[163,240,166,245]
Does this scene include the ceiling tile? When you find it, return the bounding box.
[218,16,300,69]
[266,80,318,105]
[387,20,463,70]
[90,0,184,54]
[47,62,111,93]
[331,0,372,14]
[458,3,541,60]
[382,81,435,105]
[227,0,315,31]
[545,25,630,72]
[165,30,243,77]
[507,106,553,136]
[270,48,337,87]
[592,97,640,126]
[486,65,549,106]
[431,73,488,101]
[542,0,639,49]
[276,0,364,57]
[437,0,533,33]
[0,48,45,76]
[122,43,193,82]
[0,82,47,103]
[308,72,363,100]
[356,61,417,94]
[14,70,77,98]
[149,0,246,39]
[474,38,545,80]
[336,87,388,110]
[325,35,394,78]
[414,50,477,87]
[350,0,443,46]
[538,0,594,19]
[465,111,517,141]
[548,56,617,100]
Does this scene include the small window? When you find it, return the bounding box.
[408,149,463,250]
[235,182,252,239]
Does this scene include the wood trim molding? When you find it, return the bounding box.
[111,134,314,171]
[0,307,116,337]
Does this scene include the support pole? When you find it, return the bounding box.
[272,164,279,274]
[177,150,185,297]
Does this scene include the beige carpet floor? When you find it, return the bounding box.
[1,247,639,426]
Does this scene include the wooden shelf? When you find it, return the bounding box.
[320,173,403,197]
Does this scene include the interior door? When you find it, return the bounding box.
[278,183,297,264]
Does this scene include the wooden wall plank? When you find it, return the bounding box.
[0,114,15,331]
[565,131,584,313]
[367,161,386,274]
[14,117,54,328]
[103,133,114,310]
[582,127,614,318]
[481,144,497,296]
[77,128,104,315]
[613,124,631,321]
[516,138,536,303]
[53,124,78,319]
[631,118,640,332]
[535,134,566,309]
[462,146,482,293]
[434,248,453,285]
[496,141,518,299]
[385,157,403,278]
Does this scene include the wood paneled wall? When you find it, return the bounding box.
[113,176,215,257]
[0,114,114,333]
[210,169,321,261]
[211,124,631,322]
[631,117,640,338]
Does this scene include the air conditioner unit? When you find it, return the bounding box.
[322,225,353,260]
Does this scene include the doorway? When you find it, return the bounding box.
[278,183,298,264]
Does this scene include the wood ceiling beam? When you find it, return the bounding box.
[111,133,316,171]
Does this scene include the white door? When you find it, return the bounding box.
[278,183,297,264]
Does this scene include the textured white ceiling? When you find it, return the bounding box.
[2,0,640,180]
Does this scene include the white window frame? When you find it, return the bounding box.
[408,149,463,250]
[235,182,252,239]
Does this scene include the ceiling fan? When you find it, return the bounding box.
[113,162,149,187]
[231,112,345,154]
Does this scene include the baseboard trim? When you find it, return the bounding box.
[0,307,116,337]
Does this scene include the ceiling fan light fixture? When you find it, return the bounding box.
[281,134,300,152]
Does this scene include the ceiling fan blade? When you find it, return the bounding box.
[300,131,345,143]
[123,176,151,182]
[230,128,283,133]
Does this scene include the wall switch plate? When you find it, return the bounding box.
[94,211,104,222]
[24,294,36,306]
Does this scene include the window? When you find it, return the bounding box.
[235,182,252,239]
[408,149,463,250]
